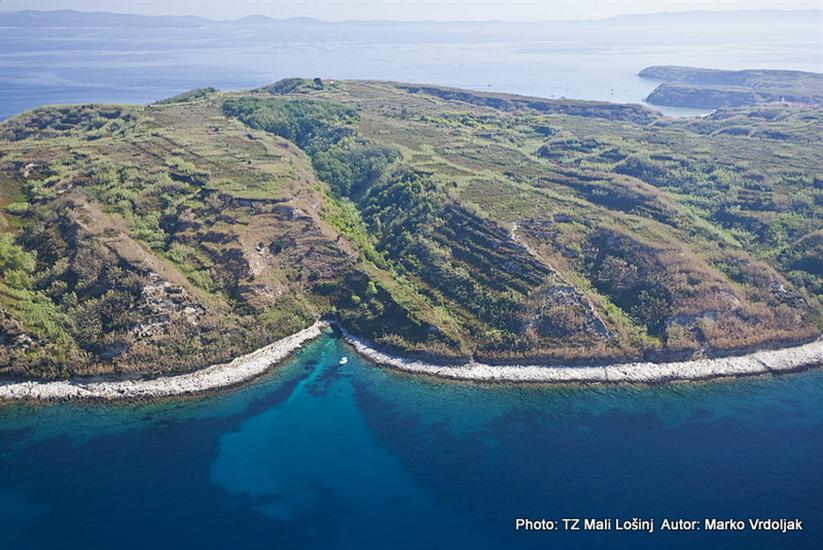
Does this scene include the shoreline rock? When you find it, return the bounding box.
[342,332,823,384]
[3,322,821,401]
[0,321,327,401]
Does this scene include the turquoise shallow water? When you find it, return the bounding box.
[1,333,821,549]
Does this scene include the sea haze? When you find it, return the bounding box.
[1,9,822,119]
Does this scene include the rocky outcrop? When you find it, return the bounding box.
[131,273,205,339]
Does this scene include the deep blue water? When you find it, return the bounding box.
[1,333,821,549]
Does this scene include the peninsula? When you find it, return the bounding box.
[640,65,823,109]
[1,79,820,392]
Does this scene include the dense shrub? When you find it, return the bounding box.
[312,139,399,196]
[222,97,357,153]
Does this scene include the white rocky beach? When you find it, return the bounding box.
[344,333,823,384]
[2,322,821,400]
[0,321,327,401]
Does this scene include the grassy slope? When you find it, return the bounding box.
[0,79,820,377]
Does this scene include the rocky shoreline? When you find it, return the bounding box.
[0,321,327,401]
[2,322,821,401]
[343,333,823,384]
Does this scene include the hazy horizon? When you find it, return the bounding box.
[2,0,820,22]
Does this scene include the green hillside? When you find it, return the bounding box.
[0,79,820,377]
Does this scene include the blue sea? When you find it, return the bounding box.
[2,12,822,120]
[1,334,821,549]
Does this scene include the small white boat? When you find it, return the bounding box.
[339,357,349,365]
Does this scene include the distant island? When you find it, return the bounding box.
[0,79,820,386]
[640,66,823,109]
